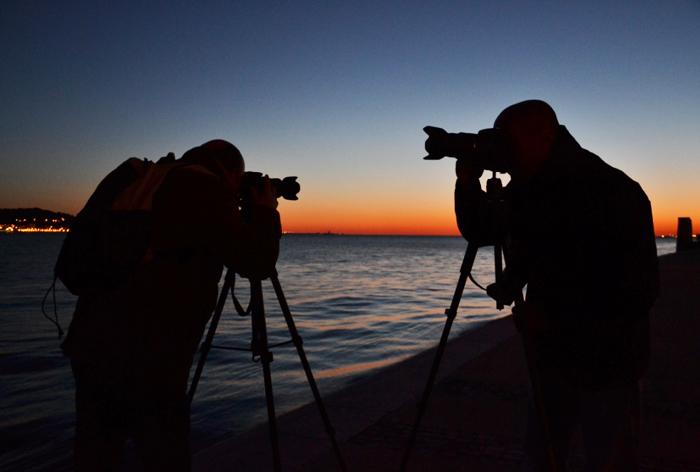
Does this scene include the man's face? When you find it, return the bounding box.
[498,125,532,180]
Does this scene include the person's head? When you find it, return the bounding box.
[494,100,559,181]
[181,139,245,194]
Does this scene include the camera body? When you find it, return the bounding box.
[423,126,513,173]
[241,172,300,201]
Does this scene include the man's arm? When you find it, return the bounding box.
[454,159,495,246]
[606,182,659,314]
[152,167,281,280]
[214,178,281,280]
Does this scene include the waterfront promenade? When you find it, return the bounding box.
[194,250,700,471]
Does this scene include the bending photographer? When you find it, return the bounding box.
[440,100,658,469]
[60,139,281,471]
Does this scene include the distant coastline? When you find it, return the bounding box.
[0,208,73,233]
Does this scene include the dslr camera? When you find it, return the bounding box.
[423,126,513,173]
[240,172,300,202]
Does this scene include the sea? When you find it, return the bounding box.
[0,234,676,471]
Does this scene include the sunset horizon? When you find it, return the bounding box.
[2,2,698,243]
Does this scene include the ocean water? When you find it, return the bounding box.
[0,234,675,471]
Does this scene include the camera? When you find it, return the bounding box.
[241,171,300,201]
[423,126,513,173]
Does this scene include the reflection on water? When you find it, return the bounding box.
[187,235,503,453]
[315,355,411,379]
[0,234,676,470]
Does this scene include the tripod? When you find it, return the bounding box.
[399,174,558,471]
[187,269,347,472]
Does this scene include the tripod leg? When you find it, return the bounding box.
[494,244,504,310]
[188,270,235,405]
[250,279,282,472]
[500,248,559,471]
[270,273,347,472]
[518,320,559,471]
[400,242,479,471]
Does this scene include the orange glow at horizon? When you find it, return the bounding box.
[50,199,696,237]
[646,185,700,236]
[277,194,463,236]
[277,197,698,237]
[653,215,682,237]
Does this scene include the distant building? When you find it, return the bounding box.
[677,217,698,252]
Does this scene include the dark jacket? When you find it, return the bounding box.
[455,126,659,387]
[62,164,281,394]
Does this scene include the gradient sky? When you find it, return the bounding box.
[1,1,698,235]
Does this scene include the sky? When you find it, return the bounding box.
[1,0,698,235]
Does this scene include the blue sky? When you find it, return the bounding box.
[1,0,698,233]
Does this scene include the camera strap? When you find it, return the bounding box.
[41,276,64,339]
[228,273,252,317]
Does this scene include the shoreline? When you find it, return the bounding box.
[194,313,517,471]
[194,250,700,470]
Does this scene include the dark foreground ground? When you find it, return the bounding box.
[194,251,700,471]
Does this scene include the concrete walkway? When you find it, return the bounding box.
[194,251,700,471]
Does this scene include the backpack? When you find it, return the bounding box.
[55,154,177,295]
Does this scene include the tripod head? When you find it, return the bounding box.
[457,171,514,310]
[485,172,510,244]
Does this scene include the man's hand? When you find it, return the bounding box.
[250,176,278,209]
[456,158,484,181]
[486,282,515,306]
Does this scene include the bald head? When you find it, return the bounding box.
[181,139,245,174]
[495,100,559,180]
[495,100,558,133]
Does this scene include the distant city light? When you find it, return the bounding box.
[1,224,69,233]
[1,218,70,233]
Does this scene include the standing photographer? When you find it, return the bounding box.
[446,100,658,470]
[61,139,281,471]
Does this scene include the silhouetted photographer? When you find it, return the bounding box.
[58,140,283,471]
[426,100,659,470]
